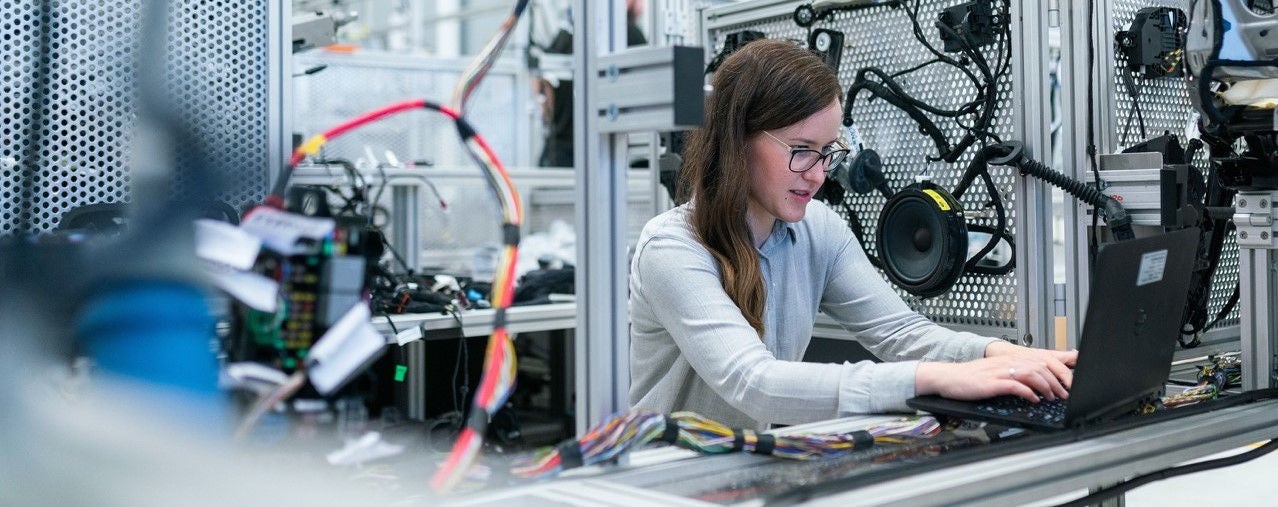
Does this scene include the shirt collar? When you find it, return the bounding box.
[759,219,797,253]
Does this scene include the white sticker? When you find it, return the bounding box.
[202,259,280,312]
[240,207,335,255]
[195,219,261,270]
[1136,249,1169,286]
[307,304,385,395]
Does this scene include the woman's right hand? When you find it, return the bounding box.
[915,356,1071,403]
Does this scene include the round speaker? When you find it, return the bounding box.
[876,182,968,298]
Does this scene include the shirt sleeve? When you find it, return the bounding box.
[634,231,951,423]
[634,233,845,424]
[814,205,998,412]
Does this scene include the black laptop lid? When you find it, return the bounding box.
[1064,227,1199,426]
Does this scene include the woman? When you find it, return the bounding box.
[628,39,1076,429]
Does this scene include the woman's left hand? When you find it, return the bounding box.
[984,340,1078,390]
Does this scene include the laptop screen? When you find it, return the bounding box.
[1064,227,1200,425]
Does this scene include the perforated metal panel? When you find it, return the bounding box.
[705,0,1021,332]
[1,1,276,235]
[1106,0,1241,330]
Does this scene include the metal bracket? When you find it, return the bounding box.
[1096,151,1164,225]
[593,45,705,133]
[1234,190,1278,249]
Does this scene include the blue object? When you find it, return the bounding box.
[76,280,220,396]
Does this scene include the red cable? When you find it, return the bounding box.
[285,99,432,169]
[429,427,479,489]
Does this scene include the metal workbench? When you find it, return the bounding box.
[445,396,1278,506]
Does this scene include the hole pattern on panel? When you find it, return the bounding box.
[166,1,269,216]
[1,1,269,235]
[1109,0,1240,330]
[707,0,1019,330]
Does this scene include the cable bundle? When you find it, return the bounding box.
[255,98,524,494]
[510,410,671,479]
[258,0,531,494]
[843,0,1012,163]
[1163,355,1243,408]
[451,0,530,111]
[510,411,943,481]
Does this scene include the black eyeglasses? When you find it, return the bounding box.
[762,130,851,174]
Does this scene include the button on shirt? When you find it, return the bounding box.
[628,201,996,430]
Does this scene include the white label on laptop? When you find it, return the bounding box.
[1136,249,1168,286]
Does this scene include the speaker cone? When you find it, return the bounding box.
[876,182,967,298]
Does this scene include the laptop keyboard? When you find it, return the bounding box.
[975,395,1067,425]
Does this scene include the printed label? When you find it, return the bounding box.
[922,188,951,211]
[1136,249,1168,286]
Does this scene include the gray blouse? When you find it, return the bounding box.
[628,200,996,429]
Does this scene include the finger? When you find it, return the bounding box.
[1058,349,1079,367]
[1057,365,1074,391]
[1014,367,1054,401]
[1041,367,1069,399]
[1003,380,1039,403]
[1043,358,1073,390]
[1032,368,1064,401]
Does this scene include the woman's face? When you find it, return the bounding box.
[744,98,843,244]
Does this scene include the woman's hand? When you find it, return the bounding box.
[915,342,1077,403]
[984,340,1077,388]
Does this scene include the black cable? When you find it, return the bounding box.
[890,57,944,78]
[951,145,1014,274]
[843,203,883,269]
[373,163,391,214]
[1202,282,1240,332]
[964,168,1013,275]
[449,308,470,417]
[966,223,1015,275]
[322,158,371,219]
[855,67,982,117]
[380,233,414,275]
[931,14,1000,161]
[1051,439,1278,507]
[1119,71,1148,147]
[1086,0,1101,264]
[844,79,953,156]
[450,324,464,415]
[904,0,982,86]
[859,0,1009,163]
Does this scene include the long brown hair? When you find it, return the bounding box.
[678,39,842,335]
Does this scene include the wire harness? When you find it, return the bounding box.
[510,410,942,481]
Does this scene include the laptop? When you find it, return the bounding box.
[907,227,1200,431]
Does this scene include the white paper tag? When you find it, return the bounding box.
[395,326,424,346]
[307,304,385,395]
[202,259,279,312]
[240,207,335,255]
[1136,249,1168,287]
[195,219,261,270]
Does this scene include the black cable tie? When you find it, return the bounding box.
[661,416,680,444]
[454,117,477,140]
[851,429,875,448]
[467,409,490,436]
[741,429,757,453]
[555,439,585,470]
[755,434,777,455]
[732,430,745,452]
[503,223,521,246]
